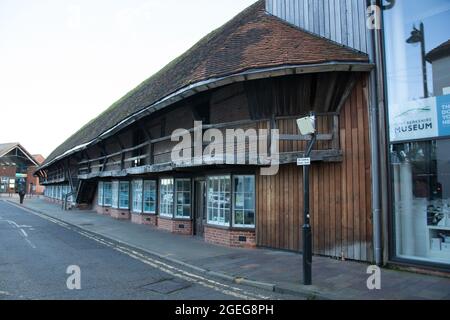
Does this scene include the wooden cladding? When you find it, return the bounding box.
[256,75,373,262]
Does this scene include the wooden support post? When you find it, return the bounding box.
[115,136,126,170]
[137,120,154,166]
[332,115,340,150]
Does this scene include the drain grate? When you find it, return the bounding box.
[142,279,191,294]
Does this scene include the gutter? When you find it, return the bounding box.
[37,61,373,173]
[367,0,388,266]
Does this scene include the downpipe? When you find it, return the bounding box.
[367,0,384,267]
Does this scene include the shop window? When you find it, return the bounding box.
[98,181,104,206]
[207,176,231,226]
[143,180,157,214]
[233,176,255,228]
[175,179,191,219]
[103,182,112,207]
[112,181,119,209]
[384,1,450,265]
[132,180,143,213]
[119,181,129,209]
[160,178,174,218]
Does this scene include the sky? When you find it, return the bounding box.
[0,0,257,157]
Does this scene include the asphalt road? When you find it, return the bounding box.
[0,200,297,300]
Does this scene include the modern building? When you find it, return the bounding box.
[0,143,45,195]
[36,0,450,272]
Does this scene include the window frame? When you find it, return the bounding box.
[232,175,256,229]
[159,178,175,218]
[111,181,119,209]
[175,178,192,219]
[97,181,104,206]
[119,181,130,210]
[206,175,232,227]
[103,182,112,207]
[143,180,157,215]
[131,179,143,214]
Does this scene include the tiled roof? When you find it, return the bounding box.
[0,143,20,158]
[42,0,369,167]
[426,39,450,62]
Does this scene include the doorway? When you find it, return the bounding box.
[194,180,206,237]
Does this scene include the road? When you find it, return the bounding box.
[0,200,297,300]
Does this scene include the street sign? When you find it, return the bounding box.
[297,158,311,166]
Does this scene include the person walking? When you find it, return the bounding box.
[18,178,26,204]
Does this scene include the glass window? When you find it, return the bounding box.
[132,180,143,213]
[384,1,450,265]
[112,181,119,209]
[143,180,157,214]
[98,181,104,206]
[119,181,129,209]
[160,178,174,218]
[103,182,112,207]
[233,176,255,228]
[175,179,191,218]
[207,176,231,226]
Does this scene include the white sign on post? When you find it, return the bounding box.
[297,158,311,166]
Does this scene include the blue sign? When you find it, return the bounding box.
[437,94,450,138]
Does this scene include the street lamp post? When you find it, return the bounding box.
[407,22,428,98]
[296,113,317,286]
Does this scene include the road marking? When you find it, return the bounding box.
[20,229,28,237]
[4,201,272,300]
[1,218,36,249]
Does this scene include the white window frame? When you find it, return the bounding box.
[159,178,174,218]
[98,181,104,206]
[119,181,130,209]
[111,181,119,209]
[206,175,231,227]
[232,175,256,228]
[143,180,157,214]
[131,179,143,214]
[103,182,112,207]
[175,179,191,219]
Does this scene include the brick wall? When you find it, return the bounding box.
[205,226,256,248]
[158,217,192,235]
[110,208,131,220]
[94,203,110,216]
[131,214,158,226]
[0,165,15,177]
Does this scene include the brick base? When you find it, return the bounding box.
[94,205,111,216]
[205,226,256,248]
[109,208,131,220]
[131,214,157,226]
[158,217,192,235]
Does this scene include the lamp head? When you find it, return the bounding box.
[296,115,316,136]
[406,26,422,44]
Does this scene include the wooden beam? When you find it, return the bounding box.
[279,134,333,141]
[336,76,357,113]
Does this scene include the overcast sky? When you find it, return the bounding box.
[0,0,257,157]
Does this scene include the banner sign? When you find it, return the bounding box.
[389,94,450,142]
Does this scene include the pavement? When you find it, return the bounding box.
[3,194,450,300]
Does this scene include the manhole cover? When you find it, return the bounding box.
[142,279,191,294]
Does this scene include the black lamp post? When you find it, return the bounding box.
[407,22,429,98]
[297,112,317,286]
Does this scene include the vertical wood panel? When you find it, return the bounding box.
[256,74,373,262]
[266,0,369,54]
